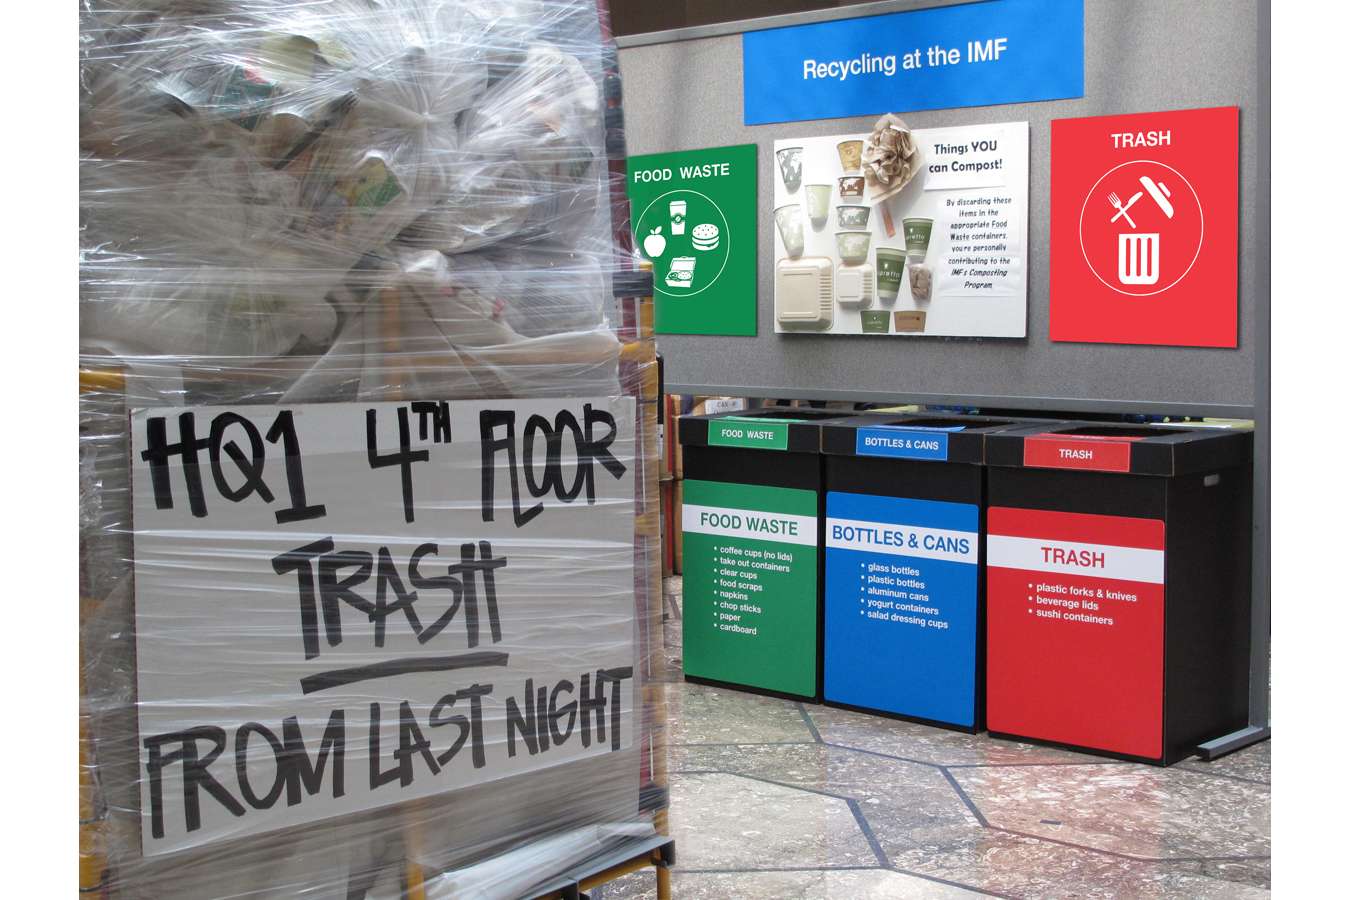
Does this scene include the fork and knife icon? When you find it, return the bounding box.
[1108,190,1143,228]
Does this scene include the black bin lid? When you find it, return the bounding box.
[986,422,1253,477]
[820,413,1037,464]
[678,407,858,453]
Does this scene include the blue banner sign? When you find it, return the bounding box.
[742,0,1083,125]
[855,425,965,461]
[824,491,980,727]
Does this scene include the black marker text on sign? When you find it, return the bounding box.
[129,399,638,855]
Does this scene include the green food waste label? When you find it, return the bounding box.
[681,480,819,697]
[626,144,758,336]
[707,418,791,450]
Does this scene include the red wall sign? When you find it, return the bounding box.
[986,507,1166,759]
[1050,106,1238,347]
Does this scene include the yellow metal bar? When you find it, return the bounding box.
[528,846,670,897]
[403,860,427,900]
[379,288,430,900]
[79,818,108,894]
[79,717,108,894]
[637,264,673,900]
[79,368,125,394]
[80,591,110,896]
[576,851,663,891]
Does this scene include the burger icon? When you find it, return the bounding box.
[691,223,720,252]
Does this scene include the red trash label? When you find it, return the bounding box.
[986,507,1165,759]
[1023,435,1133,472]
[1049,106,1238,347]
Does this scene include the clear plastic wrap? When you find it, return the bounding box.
[80,2,667,897]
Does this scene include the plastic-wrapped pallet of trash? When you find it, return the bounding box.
[79,0,669,896]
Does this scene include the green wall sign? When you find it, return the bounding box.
[681,479,818,697]
[626,144,757,336]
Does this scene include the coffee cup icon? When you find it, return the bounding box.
[670,200,687,235]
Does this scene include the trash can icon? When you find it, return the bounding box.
[1118,232,1160,285]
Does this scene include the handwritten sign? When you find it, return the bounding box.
[130,398,638,855]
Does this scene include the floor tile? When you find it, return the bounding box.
[592,868,658,900]
[598,867,987,899]
[1192,855,1272,891]
[669,772,878,869]
[1175,740,1270,784]
[667,681,817,745]
[887,826,1269,899]
[951,763,1270,859]
[803,702,1101,767]
[673,741,980,834]
[621,579,1271,898]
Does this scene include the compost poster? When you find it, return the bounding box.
[771,122,1028,337]
[130,398,638,855]
[627,144,758,336]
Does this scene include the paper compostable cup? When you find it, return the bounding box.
[836,139,863,173]
[836,205,870,229]
[835,230,871,265]
[775,204,805,258]
[837,176,865,200]
[860,310,890,333]
[776,146,803,193]
[805,184,832,229]
[875,248,905,301]
[902,217,933,262]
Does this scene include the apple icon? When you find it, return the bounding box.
[643,227,667,259]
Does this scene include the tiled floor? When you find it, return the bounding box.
[601,578,1270,899]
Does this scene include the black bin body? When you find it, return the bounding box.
[678,409,855,700]
[820,414,1037,733]
[983,423,1253,764]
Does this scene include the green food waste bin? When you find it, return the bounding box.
[677,408,857,700]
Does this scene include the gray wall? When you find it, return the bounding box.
[618,0,1264,415]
